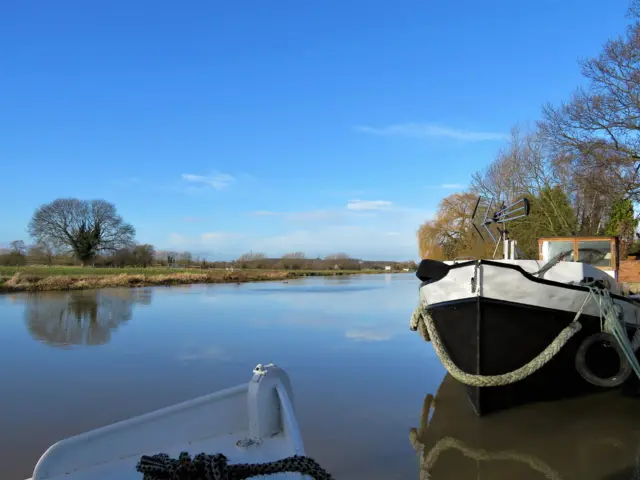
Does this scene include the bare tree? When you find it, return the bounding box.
[177,251,193,265]
[10,240,26,255]
[237,252,266,262]
[323,253,350,260]
[282,251,306,269]
[28,198,135,266]
[282,252,306,259]
[27,241,55,266]
[133,245,155,268]
[539,11,640,202]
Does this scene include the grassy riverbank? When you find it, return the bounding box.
[0,266,391,293]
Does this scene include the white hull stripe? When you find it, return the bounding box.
[419,262,640,326]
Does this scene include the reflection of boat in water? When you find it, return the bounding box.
[24,289,152,347]
[411,373,640,480]
[411,196,640,416]
[27,364,332,480]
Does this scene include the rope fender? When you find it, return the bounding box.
[136,451,334,480]
[410,284,640,388]
[409,293,593,388]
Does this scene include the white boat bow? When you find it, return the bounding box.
[26,363,330,480]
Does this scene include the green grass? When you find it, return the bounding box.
[0,265,402,293]
[0,266,196,276]
[0,265,391,277]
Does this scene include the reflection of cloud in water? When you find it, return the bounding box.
[177,346,227,363]
[191,276,419,343]
[204,277,417,314]
[345,329,393,341]
[249,285,381,295]
[24,288,153,347]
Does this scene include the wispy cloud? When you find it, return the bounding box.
[425,183,465,190]
[181,172,235,190]
[346,200,393,211]
[249,209,371,222]
[168,232,242,248]
[345,329,392,341]
[178,346,227,363]
[354,123,508,142]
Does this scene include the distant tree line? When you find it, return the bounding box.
[2,198,416,270]
[418,2,640,261]
[0,241,416,271]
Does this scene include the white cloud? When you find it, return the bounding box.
[181,172,235,190]
[346,200,393,211]
[354,123,508,142]
[178,346,226,363]
[164,201,435,260]
[425,183,465,190]
[423,183,466,191]
[249,209,372,222]
[286,210,346,221]
[168,232,242,248]
[345,329,392,342]
[201,232,233,241]
[246,224,423,260]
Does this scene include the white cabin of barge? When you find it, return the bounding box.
[538,236,620,280]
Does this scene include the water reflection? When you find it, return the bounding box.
[0,275,428,480]
[24,289,152,347]
[411,374,640,479]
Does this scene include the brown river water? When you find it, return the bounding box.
[1,273,639,479]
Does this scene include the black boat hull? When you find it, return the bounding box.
[428,296,636,416]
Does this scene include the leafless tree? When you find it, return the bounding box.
[540,11,640,202]
[323,253,350,260]
[10,240,26,255]
[133,245,155,268]
[282,252,306,259]
[237,252,266,261]
[27,198,135,266]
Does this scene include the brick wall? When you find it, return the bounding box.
[619,260,640,283]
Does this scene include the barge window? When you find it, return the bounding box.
[544,240,575,262]
[577,240,612,267]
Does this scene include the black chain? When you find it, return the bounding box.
[136,451,335,480]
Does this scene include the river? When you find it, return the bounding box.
[2,273,640,479]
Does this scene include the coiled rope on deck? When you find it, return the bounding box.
[136,451,334,480]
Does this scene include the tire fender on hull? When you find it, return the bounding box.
[575,332,632,388]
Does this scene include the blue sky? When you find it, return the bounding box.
[0,0,631,260]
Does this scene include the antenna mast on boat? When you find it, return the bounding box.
[471,196,530,260]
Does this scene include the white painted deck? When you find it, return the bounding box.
[26,364,310,480]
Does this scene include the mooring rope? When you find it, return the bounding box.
[136,451,334,480]
[409,293,592,387]
[586,285,640,380]
[410,280,640,388]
